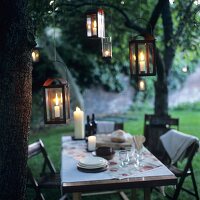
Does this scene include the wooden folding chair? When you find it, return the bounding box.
[27,139,68,200]
[160,137,199,200]
[143,114,179,159]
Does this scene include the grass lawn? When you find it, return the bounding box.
[27,108,200,200]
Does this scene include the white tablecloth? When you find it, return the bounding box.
[61,136,174,183]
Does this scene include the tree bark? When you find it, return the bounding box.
[154,0,174,116]
[0,0,34,199]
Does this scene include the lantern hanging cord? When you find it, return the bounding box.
[53,0,57,62]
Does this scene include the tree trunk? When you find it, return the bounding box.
[154,0,174,117]
[0,0,34,199]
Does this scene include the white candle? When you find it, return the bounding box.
[139,51,146,72]
[73,107,85,139]
[54,93,60,118]
[88,136,96,151]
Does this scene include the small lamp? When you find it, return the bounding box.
[182,66,189,73]
[86,8,105,38]
[43,78,70,124]
[32,48,40,63]
[138,79,146,91]
[129,35,156,77]
[102,37,112,58]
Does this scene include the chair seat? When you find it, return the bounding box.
[38,173,61,188]
[168,165,191,177]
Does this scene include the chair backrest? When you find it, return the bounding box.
[28,139,56,175]
[96,121,124,134]
[144,114,179,158]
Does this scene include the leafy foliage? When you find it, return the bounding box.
[29,0,200,99]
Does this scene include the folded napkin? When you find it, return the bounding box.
[160,129,198,164]
[133,135,146,151]
[96,121,115,134]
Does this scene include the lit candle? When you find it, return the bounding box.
[139,51,146,72]
[104,50,110,57]
[93,19,97,35]
[139,80,145,91]
[88,136,96,151]
[32,50,39,62]
[73,107,85,139]
[54,93,60,118]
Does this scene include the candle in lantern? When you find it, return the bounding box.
[73,107,85,139]
[93,19,97,35]
[88,136,96,151]
[139,51,146,72]
[54,93,60,118]
[32,50,39,62]
[139,80,145,91]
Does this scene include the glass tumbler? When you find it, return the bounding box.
[119,150,129,167]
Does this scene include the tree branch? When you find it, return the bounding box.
[173,0,196,48]
[57,2,147,36]
[147,0,168,32]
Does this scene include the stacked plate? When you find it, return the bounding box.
[77,156,108,173]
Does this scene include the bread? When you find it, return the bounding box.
[111,129,126,143]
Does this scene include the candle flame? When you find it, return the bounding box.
[93,20,97,28]
[55,93,59,106]
[76,107,81,111]
[139,51,145,61]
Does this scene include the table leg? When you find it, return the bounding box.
[130,189,137,200]
[144,188,151,200]
[72,192,81,200]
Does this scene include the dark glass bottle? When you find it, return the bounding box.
[85,115,91,138]
[91,113,97,135]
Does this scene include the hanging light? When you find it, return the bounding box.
[86,8,105,38]
[129,34,156,77]
[102,37,112,58]
[138,79,146,91]
[182,66,189,73]
[43,78,70,124]
[32,48,40,63]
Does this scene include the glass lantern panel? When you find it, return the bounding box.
[102,37,112,57]
[86,16,92,37]
[45,88,64,122]
[130,43,136,75]
[147,43,154,74]
[97,10,105,38]
[91,14,97,36]
[64,85,70,120]
[138,43,147,74]
[32,49,40,62]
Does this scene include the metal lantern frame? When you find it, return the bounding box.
[129,35,156,77]
[86,8,105,38]
[43,78,70,124]
[102,36,112,58]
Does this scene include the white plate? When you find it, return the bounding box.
[78,161,106,168]
[79,156,107,166]
[77,162,107,169]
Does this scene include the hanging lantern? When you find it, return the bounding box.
[32,48,40,63]
[86,8,105,38]
[182,66,189,73]
[129,35,156,77]
[102,37,112,58]
[43,78,70,124]
[138,79,146,91]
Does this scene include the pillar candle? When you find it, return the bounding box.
[73,107,85,139]
[88,136,96,151]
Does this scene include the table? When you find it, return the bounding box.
[61,136,177,200]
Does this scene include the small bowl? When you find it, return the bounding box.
[96,146,115,160]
